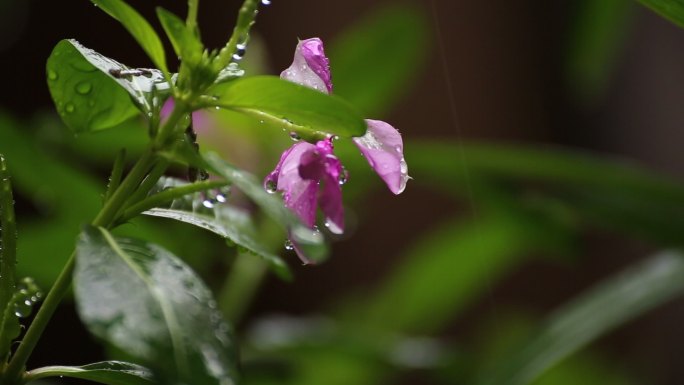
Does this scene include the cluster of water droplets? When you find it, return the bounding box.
[231,32,250,63]
[12,277,42,318]
[152,177,231,213]
[200,189,228,210]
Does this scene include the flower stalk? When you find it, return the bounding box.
[215,0,260,70]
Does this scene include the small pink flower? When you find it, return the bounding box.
[268,37,409,261]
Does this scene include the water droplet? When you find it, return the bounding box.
[289,132,301,141]
[324,220,343,234]
[261,0,271,4]
[47,70,58,81]
[395,145,402,153]
[215,106,221,110]
[265,179,277,194]
[215,194,227,203]
[65,103,75,113]
[202,199,215,209]
[75,82,92,95]
[13,300,32,318]
[338,167,349,185]
[284,240,294,251]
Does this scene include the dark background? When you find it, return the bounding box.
[2,0,684,383]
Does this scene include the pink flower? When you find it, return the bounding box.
[267,38,409,261]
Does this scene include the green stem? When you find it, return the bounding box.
[215,0,260,70]
[219,253,267,324]
[123,158,170,211]
[104,149,126,203]
[4,103,190,384]
[91,148,157,228]
[118,179,228,223]
[186,0,199,32]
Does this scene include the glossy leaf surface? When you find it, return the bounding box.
[27,361,154,385]
[209,76,367,139]
[140,177,291,279]
[46,40,141,133]
[74,227,238,385]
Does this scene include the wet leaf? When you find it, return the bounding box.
[27,361,154,385]
[74,227,239,385]
[209,76,367,140]
[90,0,168,73]
[140,177,291,279]
[46,39,141,133]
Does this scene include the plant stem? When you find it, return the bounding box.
[122,158,170,212]
[186,0,199,32]
[103,149,126,203]
[4,104,190,384]
[219,253,267,324]
[215,0,260,70]
[119,179,228,223]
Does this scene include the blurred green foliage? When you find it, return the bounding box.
[2,1,684,385]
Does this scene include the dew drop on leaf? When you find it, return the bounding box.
[47,69,58,81]
[75,82,92,95]
[65,103,75,113]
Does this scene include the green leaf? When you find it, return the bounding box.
[26,361,154,385]
[46,40,140,133]
[0,156,18,360]
[156,7,203,65]
[328,4,429,117]
[209,76,367,139]
[138,177,291,279]
[203,153,329,263]
[144,208,291,280]
[362,213,564,334]
[565,0,634,103]
[74,227,239,385]
[407,141,684,246]
[636,0,684,28]
[90,0,168,73]
[478,251,684,385]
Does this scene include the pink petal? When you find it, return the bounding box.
[280,38,332,94]
[353,119,409,195]
[267,142,320,227]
